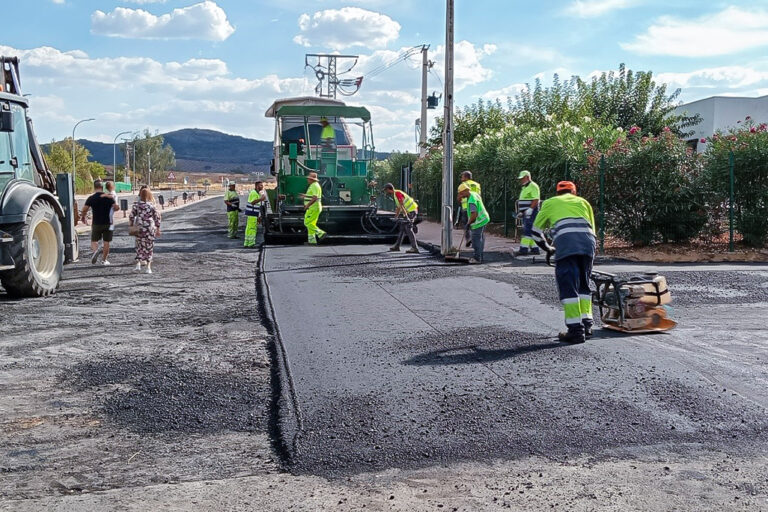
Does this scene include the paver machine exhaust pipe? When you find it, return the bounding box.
[590,270,677,334]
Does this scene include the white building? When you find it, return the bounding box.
[675,95,768,151]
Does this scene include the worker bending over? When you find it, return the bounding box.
[457,184,490,264]
[531,181,596,344]
[456,170,482,247]
[515,170,541,256]
[300,172,326,245]
[244,180,267,248]
[224,182,240,239]
[384,183,420,254]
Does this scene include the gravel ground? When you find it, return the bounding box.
[2,203,768,511]
[0,198,278,501]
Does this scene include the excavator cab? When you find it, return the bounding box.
[0,56,77,297]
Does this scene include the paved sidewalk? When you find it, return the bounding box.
[417,220,522,260]
[75,192,222,235]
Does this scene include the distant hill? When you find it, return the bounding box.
[44,128,389,173]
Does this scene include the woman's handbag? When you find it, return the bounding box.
[129,223,140,236]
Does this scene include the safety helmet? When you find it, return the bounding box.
[517,170,531,179]
[556,181,577,194]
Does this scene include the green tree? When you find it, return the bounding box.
[512,64,700,136]
[132,130,176,186]
[44,138,106,194]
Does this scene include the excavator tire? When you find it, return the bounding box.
[0,200,64,297]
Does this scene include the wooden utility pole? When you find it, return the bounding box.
[420,45,430,158]
[441,0,454,255]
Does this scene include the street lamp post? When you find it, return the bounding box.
[72,118,95,179]
[112,130,132,182]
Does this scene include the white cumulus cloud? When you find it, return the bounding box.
[564,0,635,18]
[657,66,768,100]
[293,7,400,50]
[622,7,768,56]
[91,1,235,41]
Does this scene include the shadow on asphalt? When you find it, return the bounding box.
[403,341,563,366]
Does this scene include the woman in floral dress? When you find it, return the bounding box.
[129,187,162,274]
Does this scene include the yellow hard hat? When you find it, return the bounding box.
[457,183,469,193]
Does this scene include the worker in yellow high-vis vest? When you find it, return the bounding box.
[515,170,541,256]
[223,181,240,239]
[244,180,267,248]
[531,181,596,344]
[456,171,482,247]
[457,186,490,264]
[300,172,326,245]
[383,183,420,254]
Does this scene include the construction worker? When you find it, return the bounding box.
[224,181,240,239]
[383,183,419,254]
[457,186,490,263]
[515,170,541,256]
[531,181,596,344]
[319,117,336,174]
[320,117,335,148]
[456,171,481,246]
[244,180,267,247]
[300,172,326,245]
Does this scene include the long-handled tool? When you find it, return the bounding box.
[444,231,471,263]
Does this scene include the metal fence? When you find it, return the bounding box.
[409,152,762,253]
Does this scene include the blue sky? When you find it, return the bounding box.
[2,0,768,151]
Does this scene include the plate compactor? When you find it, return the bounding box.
[590,270,677,334]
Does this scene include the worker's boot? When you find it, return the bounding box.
[558,329,586,344]
[389,246,401,252]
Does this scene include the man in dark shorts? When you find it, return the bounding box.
[80,180,119,265]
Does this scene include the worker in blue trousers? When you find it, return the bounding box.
[531,181,596,344]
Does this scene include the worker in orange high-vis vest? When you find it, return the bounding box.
[383,183,420,254]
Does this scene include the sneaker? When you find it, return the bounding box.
[134,263,142,271]
[406,248,420,254]
[101,260,111,266]
[145,266,153,274]
[389,246,401,252]
[468,257,480,264]
[91,249,101,264]
[558,331,586,344]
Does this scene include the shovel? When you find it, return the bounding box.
[444,231,471,264]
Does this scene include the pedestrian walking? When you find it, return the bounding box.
[104,180,120,225]
[224,182,240,239]
[79,179,119,265]
[514,170,541,256]
[300,172,326,245]
[531,181,596,344]
[244,180,267,248]
[129,187,162,274]
[457,185,490,264]
[383,183,420,254]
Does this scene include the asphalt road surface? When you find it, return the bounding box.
[2,198,767,510]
